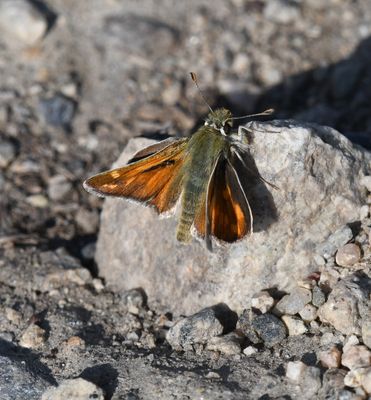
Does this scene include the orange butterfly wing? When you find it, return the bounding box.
[84,138,188,214]
[194,154,253,249]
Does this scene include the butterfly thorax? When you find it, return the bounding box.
[204,108,233,136]
[176,122,230,243]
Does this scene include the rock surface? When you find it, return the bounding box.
[96,123,371,313]
[41,378,104,400]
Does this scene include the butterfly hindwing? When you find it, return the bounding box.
[194,153,253,249]
[83,138,188,214]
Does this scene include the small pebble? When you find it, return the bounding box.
[251,291,275,314]
[5,307,22,325]
[48,175,72,201]
[205,371,221,380]
[286,361,307,382]
[0,0,48,46]
[344,368,367,389]
[92,278,104,292]
[335,243,361,267]
[207,332,243,355]
[251,313,287,346]
[281,315,308,336]
[343,335,360,352]
[167,304,236,351]
[301,366,322,398]
[27,194,48,208]
[38,94,76,129]
[274,287,312,315]
[299,304,317,322]
[65,336,85,347]
[317,226,353,259]
[41,378,104,400]
[319,346,342,368]
[0,138,17,167]
[320,332,344,347]
[342,345,371,369]
[243,346,258,356]
[19,324,46,348]
[311,286,326,307]
[120,288,146,309]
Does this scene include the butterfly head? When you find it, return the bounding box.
[205,108,233,135]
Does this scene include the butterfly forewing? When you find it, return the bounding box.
[84,138,188,214]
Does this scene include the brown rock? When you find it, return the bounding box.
[19,324,46,348]
[335,243,361,267]
[319,346,342,368]
[341,345,371,370]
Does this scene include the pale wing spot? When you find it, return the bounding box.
[110,171,121,179]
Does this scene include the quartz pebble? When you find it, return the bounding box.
[41,378,104,400]
[319,346,342,368]
[275,287,312,315]
[251,314,287,346]
[19,324,46,348]
[243,346,258,356]
[341,345,371,369]
[27,194,48,208]
[0,0,48,46]
[335,243,361,267]
[281,315,308,336]
[286,361,307,382]
[251,291,274,314]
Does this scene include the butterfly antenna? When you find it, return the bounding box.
[231,108,274,121]
[190,72,213,113]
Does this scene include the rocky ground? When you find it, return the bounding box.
[0,0,371,399]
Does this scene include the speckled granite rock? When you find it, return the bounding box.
[95,121,371,313]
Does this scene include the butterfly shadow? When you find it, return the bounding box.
[234,151,278,233]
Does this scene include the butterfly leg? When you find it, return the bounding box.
[232,148,279,190]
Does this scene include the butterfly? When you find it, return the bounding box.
[83,73,275,251]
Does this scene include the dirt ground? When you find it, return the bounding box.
[0,1,371,399]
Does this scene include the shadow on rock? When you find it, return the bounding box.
[0,338,57,385]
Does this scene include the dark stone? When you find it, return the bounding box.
[166,303,238,350]
[38,94,76,130]
[251,314,287,346]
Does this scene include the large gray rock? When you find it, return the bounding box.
[94,121,371,313]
